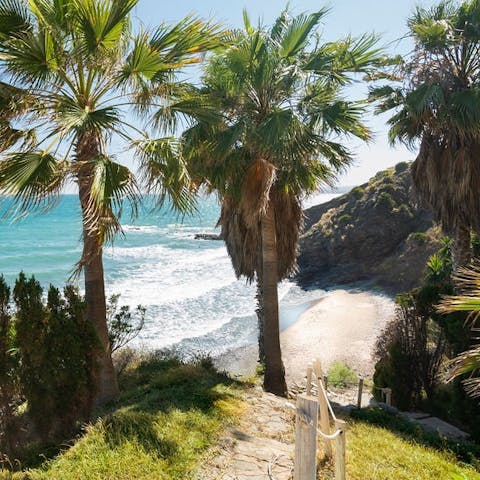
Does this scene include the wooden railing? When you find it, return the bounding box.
[288,358,347,480]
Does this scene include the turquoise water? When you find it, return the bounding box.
[0,194,329,355]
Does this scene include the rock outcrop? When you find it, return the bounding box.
[297,162,442,293]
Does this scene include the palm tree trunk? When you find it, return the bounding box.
[76,134,119,406]
[261,201,287,397]
[256,232,266,366]
[452,223,471,277]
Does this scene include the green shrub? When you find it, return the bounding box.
[337,213,352,225]
[408,232,428,245]
[394,203,414,219]
[378,183,397,195]
[0,276,17,456]
[107,294,146,353]
[373,292,447,409]
[14,273,97,440]
[350,186,365,199]
[375,191,396,211]
[327,361,357,388]
[394,161,410,174]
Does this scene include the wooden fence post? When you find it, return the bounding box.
[334,419,347,480]
[294,395,319,480]
[384,388,392,406]
[317,385,332,457]
[314,358,323,379]
[357,377,364,409]
[306,365,313,396]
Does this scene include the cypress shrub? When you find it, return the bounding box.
[14,274,96,440]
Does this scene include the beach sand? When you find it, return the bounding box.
[215,288,395,384]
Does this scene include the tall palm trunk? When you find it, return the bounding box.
[261,202,287,397]
[452,223,471,277]
[76,133,119,406]
[256,232,266,366]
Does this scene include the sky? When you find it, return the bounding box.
[117,1,438,189]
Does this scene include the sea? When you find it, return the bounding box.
[0,193,339,358]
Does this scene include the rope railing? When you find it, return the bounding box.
[286,401,342,438]
[291,358,347,480]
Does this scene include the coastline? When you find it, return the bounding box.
[214,287,395,384]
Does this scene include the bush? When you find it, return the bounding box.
[13,274,97,440]
[394,161,410,174]
[0,276,17,456]
[375,191,396,211]
[408,232,428,245]
[373,292,448,409]
[337,213,352,225]
[394,203,414,219]
[350,186,365,199]
[327,361,357,388]
[107,294,145,353]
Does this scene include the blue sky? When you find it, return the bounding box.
[131,0,437,187]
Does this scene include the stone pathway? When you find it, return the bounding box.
[198,380,471,479]
[198,386,295,480]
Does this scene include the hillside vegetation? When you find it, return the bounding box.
[298,162,441,292]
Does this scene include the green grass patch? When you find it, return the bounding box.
[350,407,480,470]
[339,420,480,480]
[1,354,246,480]
[337,214,352,225]
[327,361,357,388]
[408,231,429,245]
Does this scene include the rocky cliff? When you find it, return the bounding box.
[297,162,442,293]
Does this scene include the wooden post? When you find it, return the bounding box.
[334,419,347,480]
[357,377,364,409]
[314,358,323,378]
[384,388,392,406]
[294,395,319,480]
[317,378,332,458]
[306,365,313,396]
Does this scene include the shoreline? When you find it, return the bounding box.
[214,287,395,384]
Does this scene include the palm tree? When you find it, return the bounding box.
[183,8,383,395]
[371,0,480,275]
[438,264,480,397]
[0,0,223,405]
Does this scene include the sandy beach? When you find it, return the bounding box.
[216,288,395,384]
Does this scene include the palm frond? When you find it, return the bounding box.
[0,151,67,217]
[1,28,59,84]
[133,136,196,214]
[278,9,328,58]
[149,15,226,67]
[84,154,139,243]
[72,0,137,55]
[0,0,31,38]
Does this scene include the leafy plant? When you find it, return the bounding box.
[14,273,96,440]
[408,232,428,244]
[327,361,357,388]
[0,275,17,456]
[373,292,448,409]
[337,213,352,225]
[376,191,396,211]
[107,295,146,353]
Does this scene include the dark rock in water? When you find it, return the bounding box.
[297,162,441,293]
[194,233,223,241]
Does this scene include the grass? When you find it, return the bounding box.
[327,361,357,388]
[327,407,480,480]
[342,421,480,480]
[1,354,245,480]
